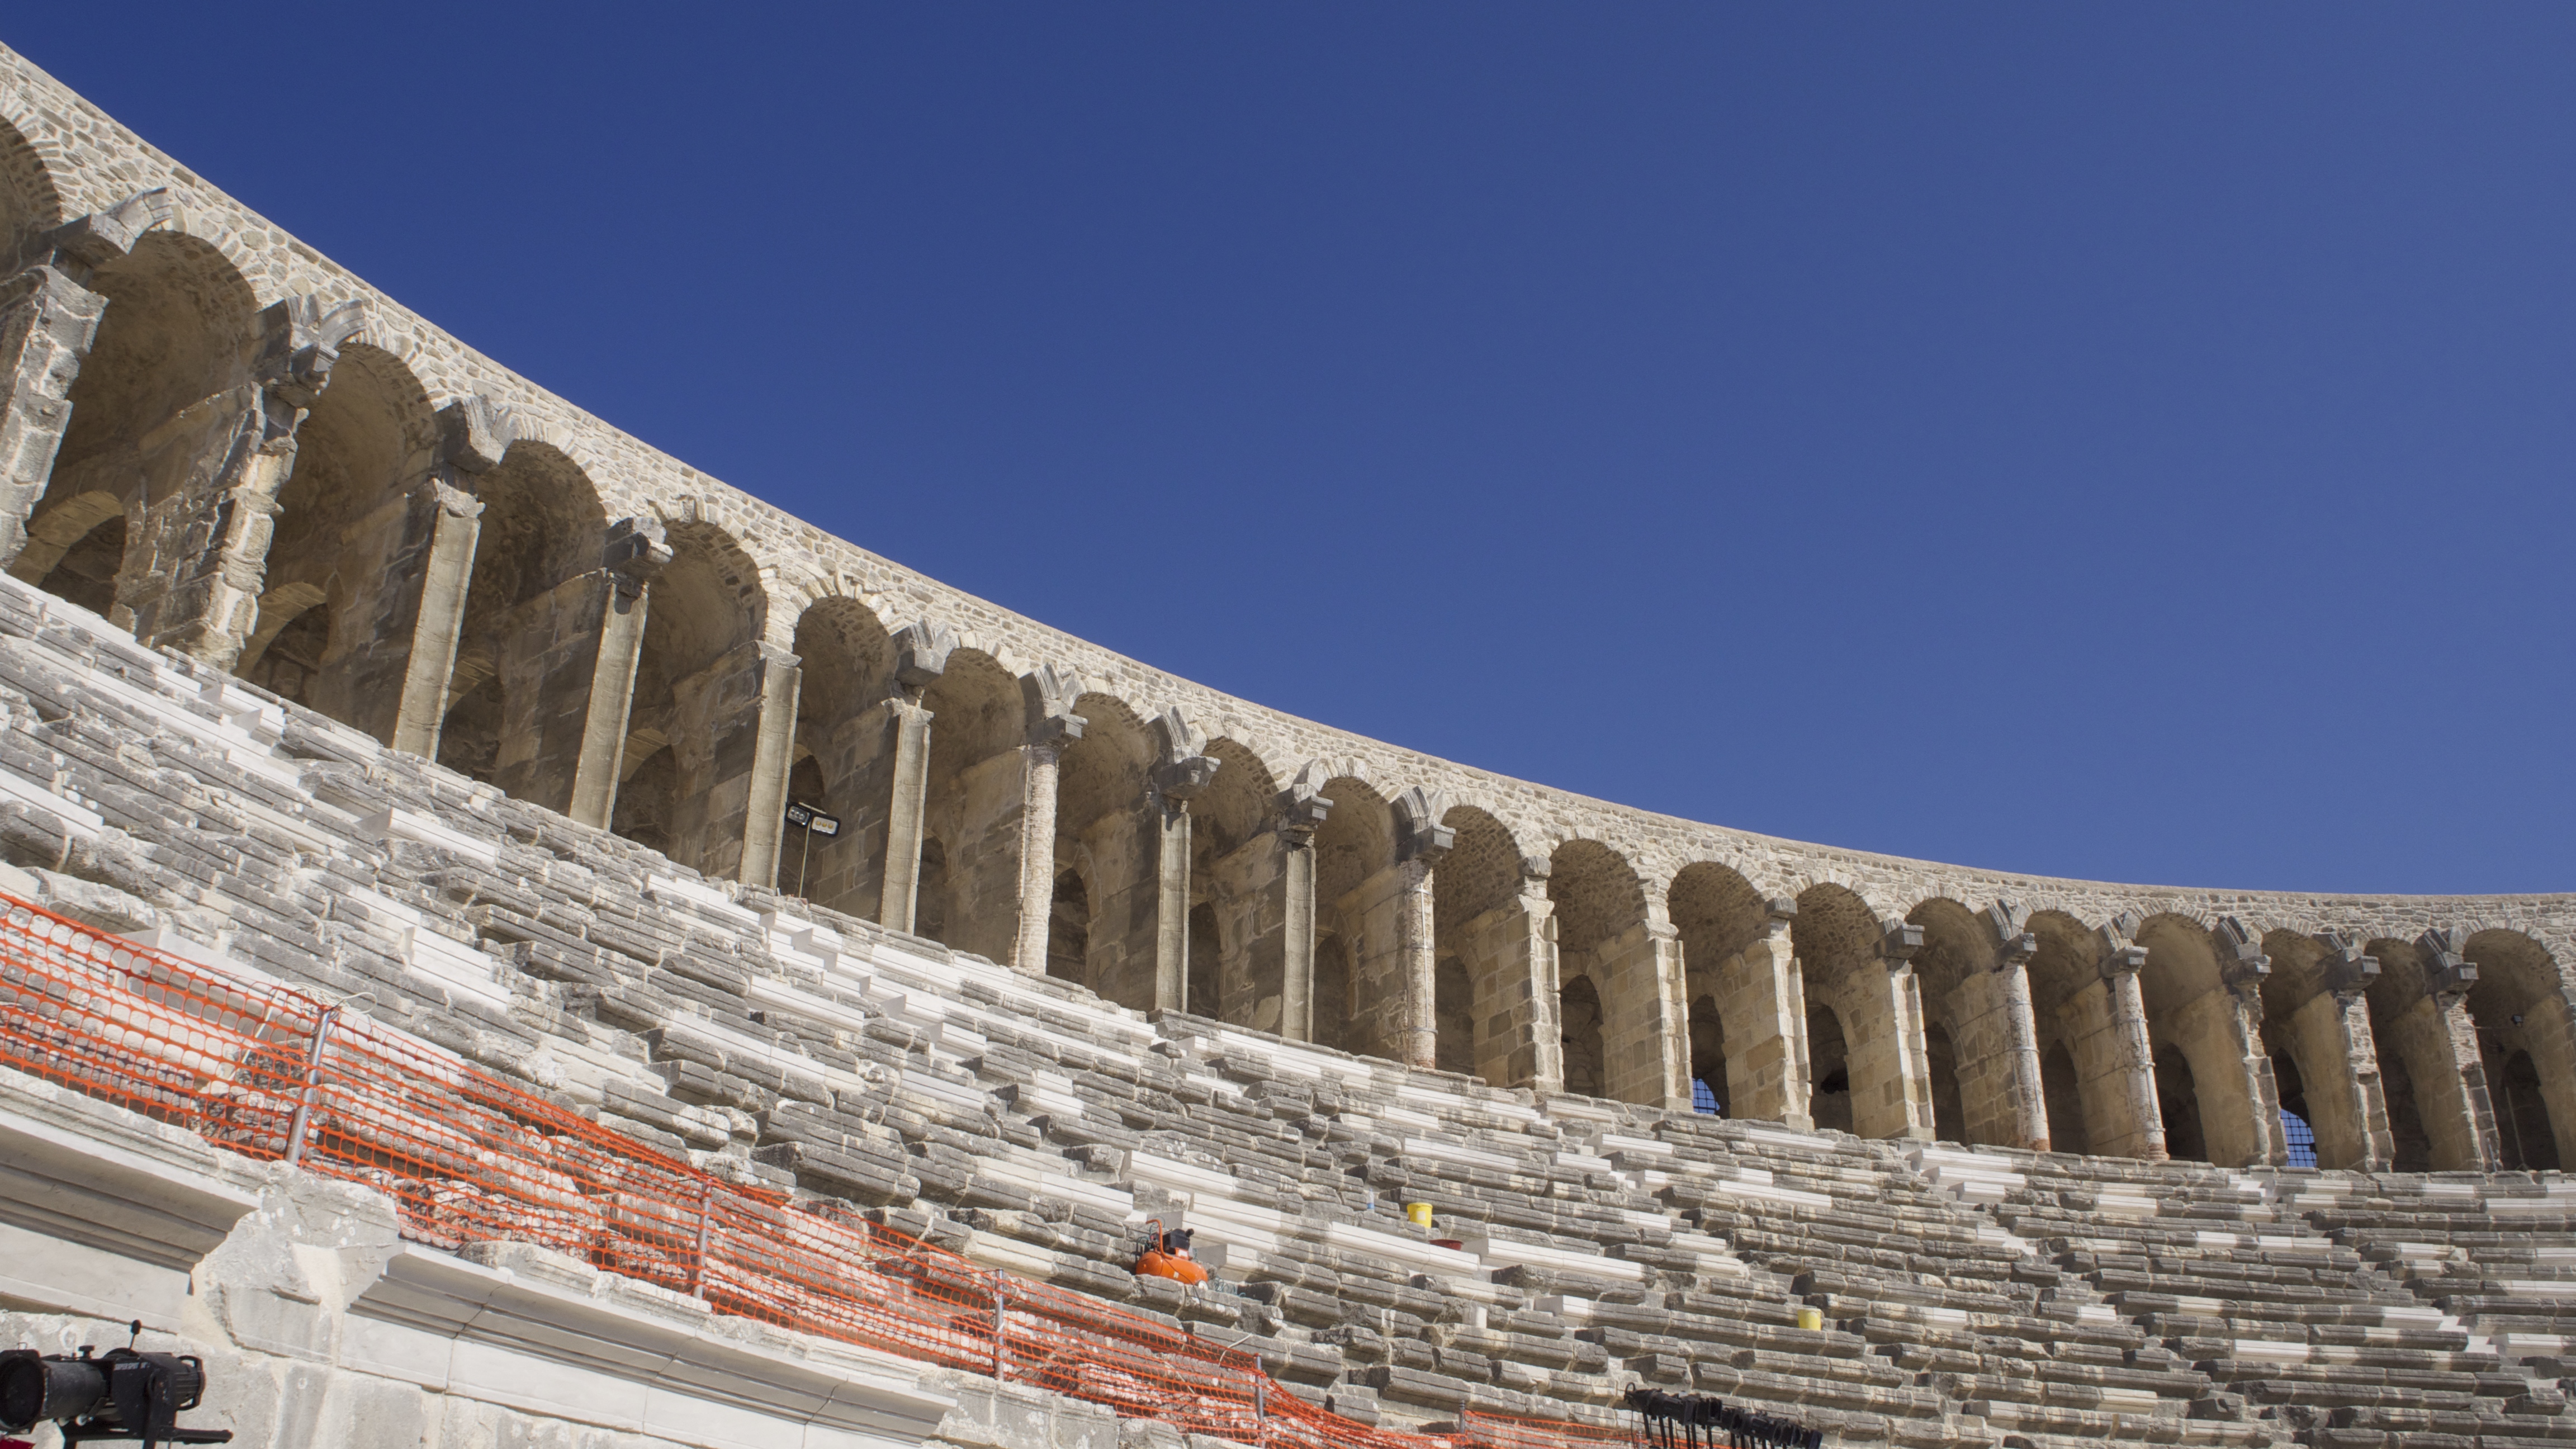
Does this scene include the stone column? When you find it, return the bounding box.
[1872,921,1936,1140]
[566,519,667,830]
[386,481,484,759]
[2217,920,2287,1167]
[1647,920,1693,1110]
[1008,666,1086,972]
[1993,929,2052,1150]
[877,700,934,929]
[1275,778,1330,1040]
[2098,943,2168,1160]
[1714,898,1811,1129]
[132,296,368,669]
[738,645,804,889]
[0,192,168,570]
[1149,708,1218,1014]
[1392,787,1455,1070]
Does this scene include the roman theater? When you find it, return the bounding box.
[0,39,2568,1449]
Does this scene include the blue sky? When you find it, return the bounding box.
[10,7,2572,893]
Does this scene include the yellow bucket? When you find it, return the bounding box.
[1405,1201,1434,1228]
[1794,1306,1823,1332]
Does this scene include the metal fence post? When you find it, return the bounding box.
[281,1005,339,1166]
[688,1182,715,1297]
[992,1272,1010,1380]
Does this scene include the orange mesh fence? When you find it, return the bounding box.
[0,894,1675,1449]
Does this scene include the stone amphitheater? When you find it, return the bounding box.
[0,36,2571,1449]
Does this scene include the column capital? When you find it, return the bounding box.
[1278,774,1332,846]
[892,619,958,692]
[1393,785,1455,864]
[1877,919,1924,969]
[253,293,367,412]
[2099,943,2148,980]
[2214,915,2271,993]
[1985,898,2037,969]
[1020,663,1087,746]
[437,395,517,475]
[2416,927,2479,1000]
[2314,932,2380,999]
[1149,706,1218,802]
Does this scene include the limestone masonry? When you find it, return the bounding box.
[0,37,2570,1449]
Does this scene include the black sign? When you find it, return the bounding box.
[784,802,842,837]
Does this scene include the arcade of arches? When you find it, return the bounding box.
[2,140,2569,1180]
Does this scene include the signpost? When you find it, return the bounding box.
[784,801,841,899]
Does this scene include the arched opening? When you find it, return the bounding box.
[1549,840,1660,1105]
[1561,974,1606,1098]
[1045,869,1090,985]
[1670,861,1789,1124]
[1793,883,1919,1139]
[243,344,442,740]
[1689,993,1727,1116]
[2041,1043,2089,1156]
[0,117,63,258]
[1434,956,1474,1075]
[1187,740,1285,1030]
[1429,805,1527,1083]
[1051,695,1157,1009]
[1806,1005,1853,1133]
[27,502,122,615]
[2156,1045,2208,1163]
[2465,930,2576,1172]
[614,522,765,879]
[2500,1052,2561,1172]
[783,598,896,917]
[2136,914,2269,1167]
[2253,929,2388,1171]
[917,649,1030,962]
[1312,774,1406,1058]
[239,597,330,707]
[1186,901,1221,1019]
[439,441,607,804]
[24,231,258,640]
[1906,897,2025,1148]
[2024,909,2161,1159]
[2362,936,2445,1172]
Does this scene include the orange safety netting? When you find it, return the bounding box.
[0,894,1643,1449]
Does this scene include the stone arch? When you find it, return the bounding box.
[1793,882,1921,1140]
[2463,929,2576,1171]
[1313,773,1396,1057]
[2256,930,2390,1171]
[2024,908,2160,1158]
[435,439,610,804]
[1550,839,1665,1106]
[236,342,441,730]
[1052,692,1157,1007]
[916,647,1031,963]
[613,519,770,878]
[1907,897,2021,1148]
[783,595,897,915]
[24,230,259,636]
[1187,738,1283,1029]
[2135,913,2274,1167]
[1671,861,1797,1125]
[1430,803,1530,1085]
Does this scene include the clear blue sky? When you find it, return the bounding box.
[10,7,2572,894]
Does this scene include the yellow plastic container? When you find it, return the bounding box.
[1404,1201,1434,1228]
[1795,1306,1823,1332]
